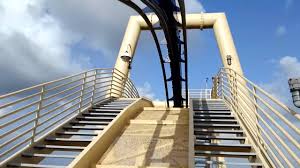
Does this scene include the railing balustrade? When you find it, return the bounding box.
[0,68,139,166]
[215,68,300,168]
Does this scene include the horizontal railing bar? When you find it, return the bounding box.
[95,75,113,81]
[0,91,42,109]
[0,100,40,119]
[0,109,37,129]
[0,67,140,167]
[94,80,112,85]
[0,126,34,149]
[223,74,300,150]
[230,73,300,135]
[42,83,83,101]
[220,68,299,117]
[44,77,85,93]
[0,117,35,139]
[39,96,80,118]
[81,90,94,98]
[80,95,93,104]
[0,69,100,99]
[219,69,300,166]
[0,136,32,159]
[37,102,79,129]
[42,90,81,110]
[36,106,80,136]
[223,95,285,167]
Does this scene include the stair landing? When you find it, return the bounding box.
[97,107,189,168]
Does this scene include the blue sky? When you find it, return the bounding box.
[132,0,300,103]
[0,0,299,106]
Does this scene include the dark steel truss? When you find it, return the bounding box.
[119,0,188,107]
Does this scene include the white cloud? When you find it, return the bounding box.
[0,0,90,93]
[285,0,293,9]
[0,0,207,95]
[185,0,206,13]
[276,25,287,36]
[279,56,300,77]
[43,0,134,59]
[137,82,155,99]
[261,56,300,109]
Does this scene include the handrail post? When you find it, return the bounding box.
[91,70,97,106]
[31,85,45,144]
[79,72,87,113]
[252,86,262,143]
[234,71,239,112]
[110,70,114,98]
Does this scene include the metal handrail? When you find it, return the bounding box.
[183,89,212,99]
[215,67,300,167]
[0,68,139,165]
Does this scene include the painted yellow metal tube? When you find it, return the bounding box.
[114,13,245,96]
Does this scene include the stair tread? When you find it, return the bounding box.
[194,119,237,122]
[56,131,99,136]
[34,144,85,150]
[45,137,93,142]
[194,114,234,117]
[71,121,110,124]
[83,113,118,116]
[195,135,246,140]
[76,116,114,120]
[7,163,66,168]
[92,107,124,110]
[194,129,244,134]
[195,160,262,166]
[22,152,76,158]
[195,151,256,157]
[63,125,105,130]
[195,142,251,147]
[89,109,121,112]
[194,123,240,127]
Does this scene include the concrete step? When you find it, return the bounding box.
[194,112,232,115]
[56,131,99,136]
[7,163,66,168]
[195,142,252,152]
[195,151,256,158]
[76,116,114,121]
[194,123,240,129]
[82,113,118,117]
[193,119,237,124]
[88,109,121,112]
[22,152,77,158]
[63,125,105,130]
[195,135,246,141]
[45,137,93,142]
[194,129,244,135]
[70,120,110,125]
[34,144,85,150]
[195,160,262,167]
[194,114,234,119]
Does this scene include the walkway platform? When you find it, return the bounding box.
[97,107,189,167]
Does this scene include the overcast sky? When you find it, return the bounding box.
[0,0,299,108]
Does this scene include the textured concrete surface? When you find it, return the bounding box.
[97,108,189,168]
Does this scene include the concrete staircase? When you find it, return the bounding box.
[7,99,136,168]
[193,99,263,168]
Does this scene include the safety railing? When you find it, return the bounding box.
[215,68,300,168]
[0,68,139,166]
[183,89,212,99]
